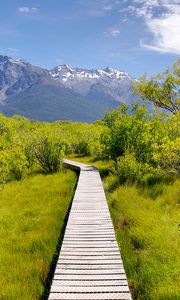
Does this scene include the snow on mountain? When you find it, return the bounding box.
[49,64,134,99]
[49,64,132,81]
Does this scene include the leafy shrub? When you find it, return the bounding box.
[75,140,90,156]
[0,148,28,182]
[0,150,9,184]
[9,147,28,180]
[32,135,65,173]
[24,145,34,168]
[115,152,144,184]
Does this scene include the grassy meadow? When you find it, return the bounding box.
[106,177,180,300]
[0,169,77,300]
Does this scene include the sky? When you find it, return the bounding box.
[0,0,179,78]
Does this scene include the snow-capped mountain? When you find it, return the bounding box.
[49,64,134,102]
[50,64,131,81]
[0,56,137,122]
[0,55,48,103]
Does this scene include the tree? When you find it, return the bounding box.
[133,60,180,114]
[32,130,65,174]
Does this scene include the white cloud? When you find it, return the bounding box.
[111,29,120,36]
[103,5,113,10]
[104,29,120,37]
[141,12,180,54]
[18,7,37,14]
[140,1,180,54]
[119,0,180,54]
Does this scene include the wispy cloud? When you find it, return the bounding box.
[118,0,180,54]
[110,51,134,62]
[110,29,120,36]
[80,0,121,17]
[104,29,120,37]
[103,5,113,11]
[6,47,19,54]
[0,47,19,57]
[18,7,38,14]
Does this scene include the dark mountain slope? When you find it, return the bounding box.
[1,82,120,122]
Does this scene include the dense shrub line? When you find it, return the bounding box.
[0,100,179,185]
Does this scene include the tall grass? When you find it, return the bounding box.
[0,169,77,300]
[105,178,180,300]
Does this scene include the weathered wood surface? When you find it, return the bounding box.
[48,159,132,300]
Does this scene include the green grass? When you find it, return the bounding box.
[105,178,180,300]
[0,169,77,300]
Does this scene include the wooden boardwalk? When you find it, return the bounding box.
[48,159,132,300]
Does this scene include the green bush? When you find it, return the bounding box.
[115,152,144,184]
[9,147,28,180]
[74,140,90,156]
[32,135,65,173]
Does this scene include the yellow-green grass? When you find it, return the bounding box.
[105,178,180,300]
[0,169,77,300]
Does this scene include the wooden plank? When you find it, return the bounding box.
[54,269,126,275]
[51,279,128,286]
[56,265,123,270]
[56,259,122,264]
[65,226,114,230]
[49,293,132,300]
[60,251,121,256]
[58,255,121,260]
[53,274,127,280]
[50,285,130,293]
[64,232,115,235]
[64,237,116,241]
[64,233,115,237]
[62,241,118,246]
[61,246,120,251]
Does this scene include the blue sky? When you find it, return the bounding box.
[0,0,179,77]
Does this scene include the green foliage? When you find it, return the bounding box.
[32,132,65,173]
[133,59,180,114]
[102,103,155,163]
[101,103,180,174]
[115,152,144,184]
[8,146,28,180]
[0,114,29,182]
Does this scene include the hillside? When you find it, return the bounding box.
[0,55,136,122]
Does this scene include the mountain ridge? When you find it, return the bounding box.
[0,55,137,122]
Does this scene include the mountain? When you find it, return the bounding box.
[0,55,137,122]
[0,55,48,102]
[50,65,134,102]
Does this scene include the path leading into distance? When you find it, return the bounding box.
[48,159,132,300]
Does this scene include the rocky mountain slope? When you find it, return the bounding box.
[0,55,137,122]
